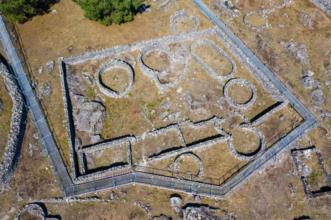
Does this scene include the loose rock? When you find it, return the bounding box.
[299,12,313,29]
[182,206,219,220]
[150,214,172,220]
[73,95,106,134]
[170,194,182,214]
[38,82,52,99]
[46,60,54,73]
[301,76,317,89]
[0,99,3,112]
[310,88,325,106]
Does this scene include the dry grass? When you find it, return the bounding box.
[258,104,303,148]
[232,127,260,155]
[227,83,253,105]
[0,77,13,156]
[245,13,267,27]
[0,114,62,219]
[14,0,213,171]
[2,1,329,219]
[206,0,331,120]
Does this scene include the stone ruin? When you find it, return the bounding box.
[169,10,200,35]
[242,0,294,32]
[309,0,331,16]
[15,203,59,220]
[55,8,314,195]
[96,59,135,98]
[291,146,331,198]
[59,27,299,184]
[0,61,26,188]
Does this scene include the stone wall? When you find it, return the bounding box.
[0,62,25,187]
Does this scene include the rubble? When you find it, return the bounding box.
[73,95,106,134]
[298,12,314,29]
[310,88,325,106]
[182,205,219,220]
[0,98,3,112]
[38,82,52,99]
[150,214,172,220]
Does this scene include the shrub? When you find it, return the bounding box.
[73,0,144,25]
[0,0,56,23]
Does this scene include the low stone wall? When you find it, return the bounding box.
[169,10,200,34]
[223,78,257,110]
[227,123,265,160]
[309,0,331,15]
[191,39,236,81]
[0,62,25,187]
[96,59,135,98]
[291,146,331,198]
[58,59,77,179]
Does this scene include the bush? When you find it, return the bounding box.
[73,0,144,25]
[0,0,56,23]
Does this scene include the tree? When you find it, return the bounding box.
[0,0,56,23]
[73,0,144,25]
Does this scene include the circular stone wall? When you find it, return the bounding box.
[139,44,188,92]
[243,12,269,31]
[227,125,265,160]
[172,152,203,177]
[96,59,134,98]
[15,203,47,220]
[223,78,257,109]
[141,49,171,72]
[170,10,200,34]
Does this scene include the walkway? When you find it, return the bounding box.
[0,0,317,197]
[0,17,73,194]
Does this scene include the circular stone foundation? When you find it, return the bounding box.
[170,10,200,34]
[96,59,134,98]
[141,49,171,72]
[172,152,203,177]
[221,112,249,133]
[223,78,257,109]
[243,12,269,31]
[227,125,265,160]
[139,44,188,92]
[15,203,47,220]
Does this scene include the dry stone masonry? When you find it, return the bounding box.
[0,62,25,187]
[223,78,257,110]
[309,0,331,16]
[191,39,236,82]
[57,24,306,187]
[170,10,200,34]
[0,0,313,197]
[15,203,59,220]
[96,59,135,98]
[291,146,331,198]
[243,0,293,32]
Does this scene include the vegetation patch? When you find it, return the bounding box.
[0,0,56,23]
[73,0,145,25]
